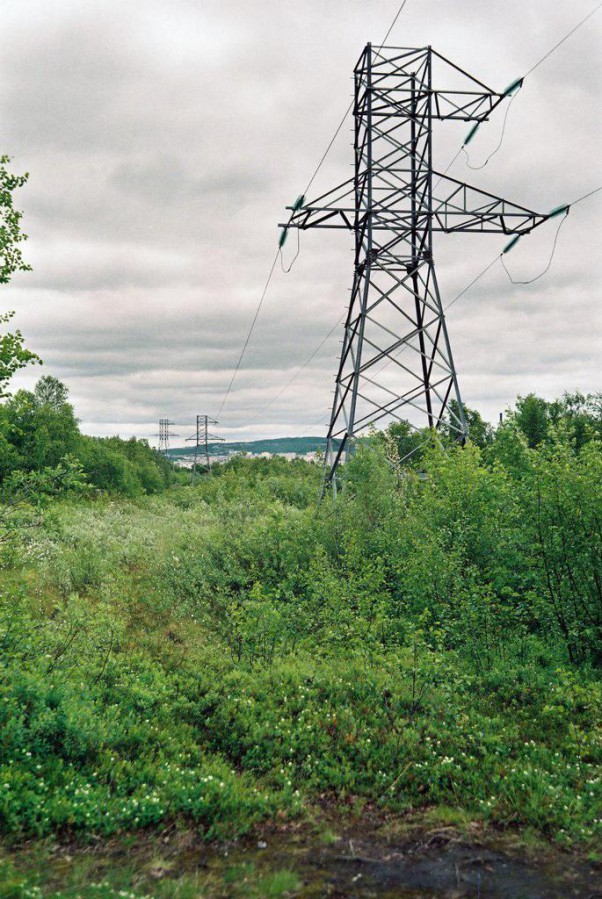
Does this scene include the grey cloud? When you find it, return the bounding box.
[2,0,600,442]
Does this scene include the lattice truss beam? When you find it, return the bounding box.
[281,45,551,486]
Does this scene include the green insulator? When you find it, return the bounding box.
[278,227,289,249]
[464,122,480,146]
[502,234,521,254]
[292,194,305,211]
[503,77,523,97]
[548,203,570,219]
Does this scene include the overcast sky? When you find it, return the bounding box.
[2,0,600,445]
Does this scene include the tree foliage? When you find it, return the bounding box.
[0,311,41,397]
[0,155,31,285]
[0,375,172,495]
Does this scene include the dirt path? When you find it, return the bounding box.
[251,828,602,897]
[6,813,602,897]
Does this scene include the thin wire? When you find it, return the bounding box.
[461,89,520,170]
[571,184,602,206]
[432,147,463,194]
[437,2,602,181]
[501,212,569,285]
[215,250,279,420]
[214,1,411,422]
[303,105,353,198]
[380,0,409,44]
[444,254,500,312]
[523,2,602,79]
[303,0,410,197]
[248,315,343,425]
[498,183,600,285]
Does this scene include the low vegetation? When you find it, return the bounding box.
[0,393,600,887]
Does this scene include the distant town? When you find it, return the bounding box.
[166,436,336,467]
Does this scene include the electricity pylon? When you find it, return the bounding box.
[155,419,178,455]
[186,414,223,475]
[281,44,552,490]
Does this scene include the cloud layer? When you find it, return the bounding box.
[2,0,600,443]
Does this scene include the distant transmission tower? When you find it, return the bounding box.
[186,415,223,475]
[281,44,553,489]
[155,418,178,455]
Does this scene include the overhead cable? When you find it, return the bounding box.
[461,87,521,170]
[499,183,601,284]
[302,0,410,198]
[523,2,602,79]
[280,227,301,273]
[217,1,411,421]
[500,210,569,285]
[457,3,601,173]
[215,250,279,420]
[571,184,602,206]
[248,315,343,425]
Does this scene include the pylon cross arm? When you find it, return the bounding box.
[431,175,548,234]
[281,175,549,237]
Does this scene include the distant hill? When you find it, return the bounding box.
[167,436,339,459]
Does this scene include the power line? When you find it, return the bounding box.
[303,0,410,197]
[523,2,602,79]
[215,249,279,420]
[571,184,602,206]
[280,227,301,272]
[461,88,521,170]
[248,316,343,426]
[500,212,569,285]
[443,255,500,313]
[380,0,410,45]
[432,147,464,193]
[303,105,353,200]
[447,2,602,177]
[499,182,602,284]
[214,1,412,422]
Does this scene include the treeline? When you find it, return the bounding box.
[1,365,600,502]
[0,374,173,496]
[381,391,602,464]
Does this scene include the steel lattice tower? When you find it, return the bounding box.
[155,418,178,455]
[281,45,550,488]
[186,414,223,475]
